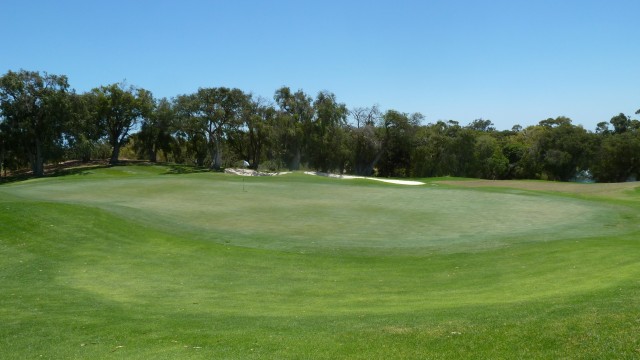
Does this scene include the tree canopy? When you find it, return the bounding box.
[1,69,639,183]
[0,70,71,176]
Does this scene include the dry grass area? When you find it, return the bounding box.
[436,179,640,198]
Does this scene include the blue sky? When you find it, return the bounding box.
[2,0,638,130]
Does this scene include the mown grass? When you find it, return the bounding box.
[1,165,639,359]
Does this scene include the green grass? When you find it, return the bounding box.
[1,165,639,359]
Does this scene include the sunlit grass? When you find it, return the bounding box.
[1,165,639,359]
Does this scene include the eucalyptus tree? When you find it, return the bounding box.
[350,105,380,128]
[592,131,640,182]
[63,91,103,162]
[133,97,176,162]
[227,96,275,169]
[444,121,477,177]
[0,70,71,176]
[274,87,314,170]
[473,133,508,179]
[466,118,496,132]
[591,112,640,182]
[412,121,451,177]
[595,121,611,135]
[533,117,592,181]
[175,87,247,169]
[608,113,640,134]
[309,91,349,173]
[377,110,422,177]
[90,82,154,164]
[350,105,381,175]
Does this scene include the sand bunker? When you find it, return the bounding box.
[225,168,291,176]
[225,168,424,185]
[305,171,425,185]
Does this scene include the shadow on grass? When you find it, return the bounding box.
[0,161,111,184]
[162,164,212,175]
[0,161,220,184]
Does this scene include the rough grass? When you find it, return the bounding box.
[435,178,640,200]
[1,165,639,359]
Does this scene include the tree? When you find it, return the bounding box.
[308,91,349,173]
[175,87,247,169]
[595,121,610,135]
[501,131,530,179]
[592,131,640,182]
[466,118,495,132]
[91,83,154,164]
[63,92,103,163]
[533,117,592,181]
[133,97,176,162]
[539,116,572,128]
[377,110,421,177]
[0,70,70,176]
[227,96,275,169]
[274,87,314,170]
[474,134,508,179]
[610,113,632,134]
[446,124,477,176]
[412,122,451,177]
[349,105,382,175]
[350,105,380,128]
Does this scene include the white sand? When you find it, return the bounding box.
[225,168,424,185]
[304,171,425,185]
[224,168,291,176]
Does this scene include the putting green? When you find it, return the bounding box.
[6,168,636,254]
[2,165,640,358]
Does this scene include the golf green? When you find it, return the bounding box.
[1,165,639,359]
[5,167,634,253]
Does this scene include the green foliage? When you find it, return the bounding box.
[307,91,349,173]
[89,82,154,164]
[474,134,508,179]
[175,87,248,169]
[132,97,176,162]
[226,97,276,169]
[2,68,640,183]
[273,87,314,170]
[466,118,495,132]
[592,131,640,182]
[349,106,381,175]
[377,110,421,177]
[0,70,71,176]
[535,118,592,181]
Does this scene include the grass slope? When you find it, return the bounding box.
[1,165,639,359]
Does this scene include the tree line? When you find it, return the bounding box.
[1,69,639,182]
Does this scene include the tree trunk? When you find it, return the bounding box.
[148,146,157,163]
[0,145,4,178]
[212,132,223,170]
[364,151,383,176]
[110,143,121,164]
[290,148,301,170]
[33,139,44,177]
[214,147,222,169]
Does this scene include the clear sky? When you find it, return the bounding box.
[2,0,638,130]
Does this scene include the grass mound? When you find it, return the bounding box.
[1,165,639,359]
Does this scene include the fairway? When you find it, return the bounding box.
[1,165,640,359]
